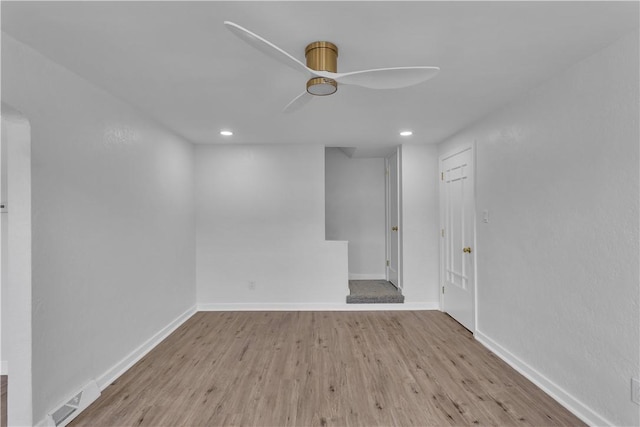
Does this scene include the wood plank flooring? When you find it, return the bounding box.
[70,311,584,426]
[1,375,6,427]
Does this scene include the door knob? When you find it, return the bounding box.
[391,226,399,232]
[463,247,472,253]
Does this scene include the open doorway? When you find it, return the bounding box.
[385,147,401,290]
[325,146,403,303]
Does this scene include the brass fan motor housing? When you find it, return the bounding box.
[305,41,339,96]
[305,41,338,72]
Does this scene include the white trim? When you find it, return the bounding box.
[95,305,196,390]
[2,106,33,427]
[35,306,196,427]
[475,330,612,427]
[385,155,391,282]
[198,302,440,311]
[348,274,386,280]
[397,145,403,291]
[1,360,7,375]
[471,140,478,333]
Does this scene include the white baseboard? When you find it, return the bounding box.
[475,329,612,427]
[35,306,197,427]
[198,302,439,311]
[1,360,7,375]
[348,274,386,280]
[95,305,197,390]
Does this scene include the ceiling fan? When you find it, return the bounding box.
[224,21,440,113]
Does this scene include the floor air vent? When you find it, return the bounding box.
[46,380,100,427]
[51,393,80,426]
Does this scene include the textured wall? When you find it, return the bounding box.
[325,148,386,279]
[2,34,196,422]
[196,144,348,307]
[400,144,441,305]
[439,30,639,425]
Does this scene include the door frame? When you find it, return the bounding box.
[385,146,402,290]
[1,103,33,426]
[439,142,477,332]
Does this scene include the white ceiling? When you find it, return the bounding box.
[2,1,638,156]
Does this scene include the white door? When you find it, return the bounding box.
[386,150,401,289]
[440,147,475,331]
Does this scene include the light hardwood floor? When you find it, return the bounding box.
[70,311,584,426]
[1,375,6,427]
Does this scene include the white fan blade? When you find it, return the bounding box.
[283,91,313,113]
[317,66,439,89]
[224,21,310,75]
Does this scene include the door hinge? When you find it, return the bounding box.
[441,229,444,237]
[442,286,445,294]
[385,168,389,176]
[441,172,444,181]
[386,260,390,267]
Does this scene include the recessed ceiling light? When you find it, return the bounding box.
[400,130,413,137]
[220,130,233,136]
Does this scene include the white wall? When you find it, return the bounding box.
[325,148,385,279]
[439,30,639,426]
[400,145,440,306]
[196,144,348,308]
[0,106,32,427]
[2,34,197,423]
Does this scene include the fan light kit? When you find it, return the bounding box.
[224,21,440,112]
[220,130,233,136]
